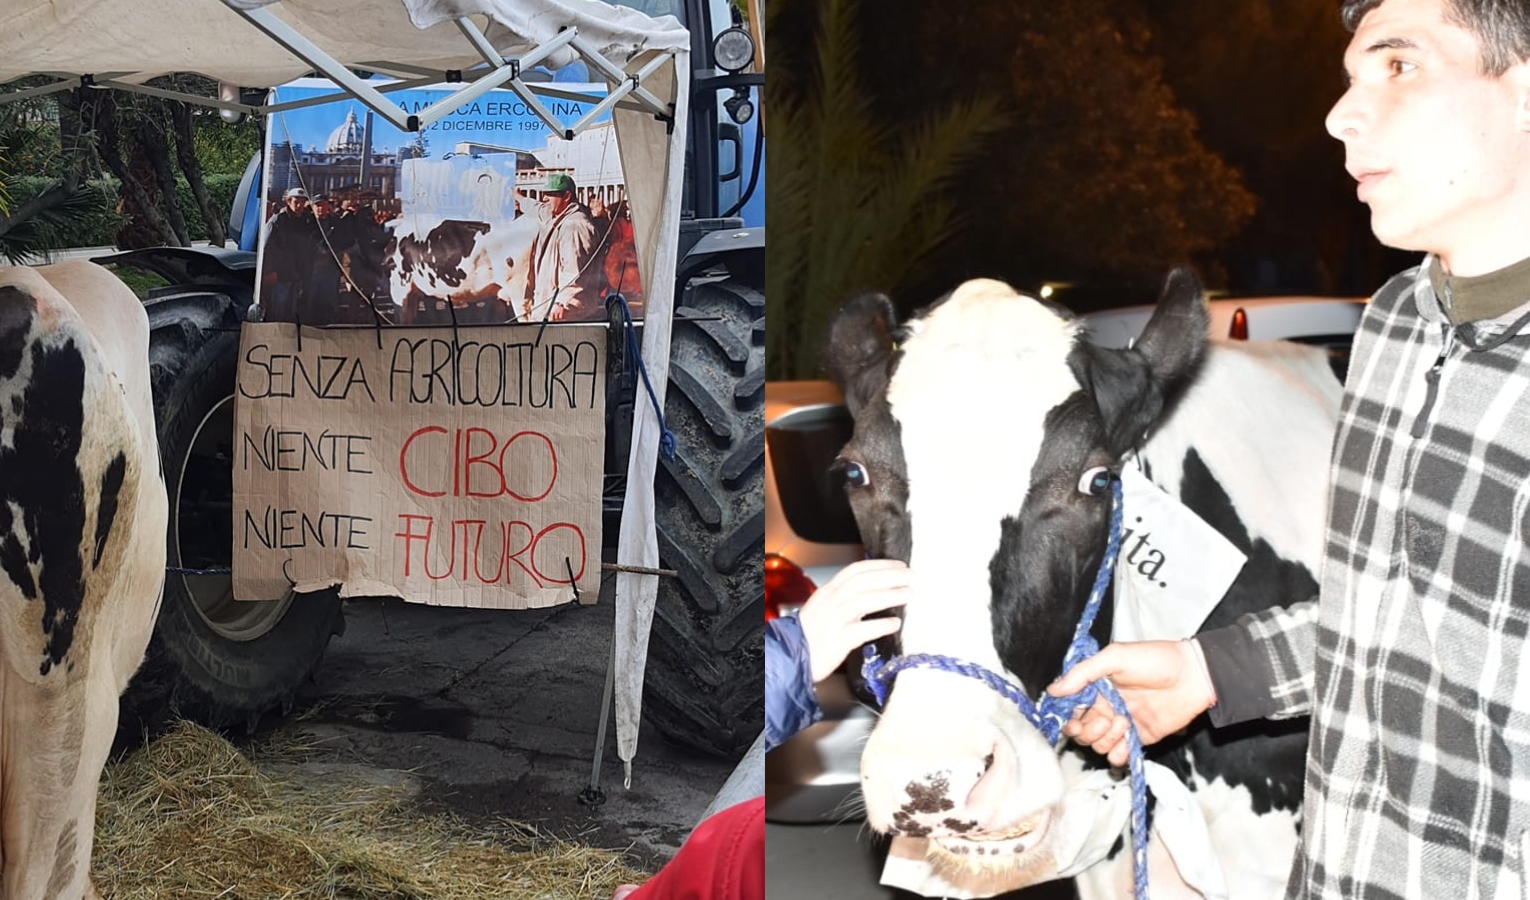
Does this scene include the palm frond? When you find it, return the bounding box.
[767,0,1006,379]
[0,181,98,263]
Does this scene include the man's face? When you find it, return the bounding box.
[286,196,309,214]
[1326,0,1530,273]
[315,200,333,217]
[548,190,573,216]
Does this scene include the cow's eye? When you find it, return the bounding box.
[834,458,871,490]
[1078,467,1111,496]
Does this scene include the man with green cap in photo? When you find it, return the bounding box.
[522,172,606,322]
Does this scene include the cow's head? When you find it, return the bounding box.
[825,269,1206,877]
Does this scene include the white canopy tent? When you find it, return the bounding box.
[0,0,691,781]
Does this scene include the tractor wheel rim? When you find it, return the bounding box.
[173,393,293,641]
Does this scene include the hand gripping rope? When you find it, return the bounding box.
[861,476,1151,900]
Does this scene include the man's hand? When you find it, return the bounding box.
[797,559,911,684]
[1045,639,1217,767]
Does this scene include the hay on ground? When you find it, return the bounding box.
[94,722,646,899]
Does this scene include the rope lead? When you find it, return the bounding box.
[609,292,675,461]
[861,477,1151,900]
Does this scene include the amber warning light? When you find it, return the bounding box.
[765,554,817,620]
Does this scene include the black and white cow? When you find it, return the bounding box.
[0,261,167,900]
[825,270,1339,898]
[383,216,526,325]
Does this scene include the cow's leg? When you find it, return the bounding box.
[1,582,151,900]
[0,668,105,900]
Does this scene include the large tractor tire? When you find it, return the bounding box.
[646,273,765,760]
[120,291,343,738]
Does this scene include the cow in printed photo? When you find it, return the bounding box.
[381,214,536,325]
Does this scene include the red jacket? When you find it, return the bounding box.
[625,797,763,900]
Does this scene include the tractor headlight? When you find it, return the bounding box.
[723,88,754,125]
[712,26,755,73]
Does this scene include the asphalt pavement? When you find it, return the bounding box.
[276,567,739,873]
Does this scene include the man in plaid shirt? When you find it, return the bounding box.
[1048,0,1530,895]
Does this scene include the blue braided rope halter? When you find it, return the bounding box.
[610,292,676,461]
[861,476,1151,900]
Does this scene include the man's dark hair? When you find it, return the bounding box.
[1342,0,1530,75]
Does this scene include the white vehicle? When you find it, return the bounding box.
[764,379,870,822]
[764,294,1365,823]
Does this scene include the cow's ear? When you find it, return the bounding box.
[824,292,900,418]
[1077,268,1208,457]
[1134,267,1208,386]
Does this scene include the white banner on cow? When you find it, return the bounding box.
[257,76,644,329]
[230,321,605,609]
[1110,461,1247,643]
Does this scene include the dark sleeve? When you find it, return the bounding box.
[1197,592,1320,728]
[1198,623,1282,726]
[765,616,822,751]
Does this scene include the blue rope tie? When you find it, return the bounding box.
[861,477,1151,900]
[611,292,676,461]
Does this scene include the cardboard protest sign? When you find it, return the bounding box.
[231,322,605,608]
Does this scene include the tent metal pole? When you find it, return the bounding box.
[95,79,258,115]
[567,34,669,117]
[0,76,82,105]
[453,17,509,69]
[228,4,418,130]
[578,632,618,806]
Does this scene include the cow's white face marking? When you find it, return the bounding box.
[885,279,1080,668]
[861,279,1085,862]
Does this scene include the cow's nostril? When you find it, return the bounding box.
[962,745,1014,832]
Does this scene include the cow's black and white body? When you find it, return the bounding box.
[0,261,167,900]
[825,271,1338,898]
[383,215,531,325]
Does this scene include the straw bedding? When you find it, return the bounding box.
[93,722,647,899]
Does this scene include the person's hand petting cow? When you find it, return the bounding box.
[611,558,911,900]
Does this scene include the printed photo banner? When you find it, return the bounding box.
[258,77,644,330]
[231,321,605,609]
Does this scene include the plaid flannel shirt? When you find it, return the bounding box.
[1204,258,1530,899]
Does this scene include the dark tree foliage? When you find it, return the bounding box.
[0,82,95,261]
[1129,0,1412,293]
[772,0,1403,328]
[845,0,1258,308]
